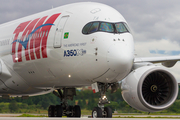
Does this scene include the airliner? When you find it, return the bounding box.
[0,2,179,118]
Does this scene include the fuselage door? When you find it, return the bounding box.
[54,15,69,48]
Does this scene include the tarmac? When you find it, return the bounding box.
[0,114,179,120]
[0,118,179,120]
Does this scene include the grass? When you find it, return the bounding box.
[114,110,180,115]
[113,116,180,119]
[17,113,180,119]
[81,109,92,115]
[114,113,180,115]
[18,114,47,117]
[4,108,180,118]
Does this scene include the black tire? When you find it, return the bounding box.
[56,105,63,117]
[67,106,73,117]
[48,105,55,117]
[92,107,102,118]
[73,105,81,117]
[104,107,112,118]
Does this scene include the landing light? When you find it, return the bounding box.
[68,75,71,78]
[102,95,107,100]
[15,58,18,61]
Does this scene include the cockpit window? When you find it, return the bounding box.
[123,23,131,33]
[82,23,92,34]
[88,22,99,34]
[99,23,114,32]
[82,21,130,35]
[115,23,128,33]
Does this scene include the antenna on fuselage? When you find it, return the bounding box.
[52,6,53,9]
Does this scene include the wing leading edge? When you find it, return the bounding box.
[134,56,180,68]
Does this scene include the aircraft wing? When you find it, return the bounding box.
[134,56,180,67]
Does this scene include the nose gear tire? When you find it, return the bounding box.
[92,107,102,118]
[104,107,112,118]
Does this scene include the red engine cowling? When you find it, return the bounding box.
[121,65,178,112]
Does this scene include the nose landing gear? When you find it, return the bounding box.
[92,83,114,118]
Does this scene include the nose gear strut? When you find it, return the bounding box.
[92,82,115,118]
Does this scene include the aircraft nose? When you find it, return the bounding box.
[107,44,133,74]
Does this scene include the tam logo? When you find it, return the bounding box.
[12,13,61,62]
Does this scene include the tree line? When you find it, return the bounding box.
[1,86,180,113]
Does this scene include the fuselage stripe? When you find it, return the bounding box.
[12,21,31,62]
[12,13,61,62]
[40,13,61,58]
[23,18,40,61]
[31,16,48,60]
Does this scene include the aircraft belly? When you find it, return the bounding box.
[0,80,21,94]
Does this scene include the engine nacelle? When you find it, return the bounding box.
[121,65,178,112]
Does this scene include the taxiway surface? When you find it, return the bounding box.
[0,118,179,120]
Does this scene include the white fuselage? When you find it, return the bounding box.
[0,2,134,96]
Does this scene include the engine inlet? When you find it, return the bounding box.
[142,71,173,106]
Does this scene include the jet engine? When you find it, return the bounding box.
[121,65,178,112]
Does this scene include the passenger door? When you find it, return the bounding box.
[54,15,69,48]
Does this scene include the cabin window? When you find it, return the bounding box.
[43,31,45,37]
[46,30,48,36]
[40,32,42,37]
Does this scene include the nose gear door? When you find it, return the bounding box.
[54,16,69,48]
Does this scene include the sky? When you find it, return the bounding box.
[1,0,180,82]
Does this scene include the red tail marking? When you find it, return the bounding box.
[12,21,31,62]
[32,16,48,59]
[41,13,61,58]
[18,18,40,62]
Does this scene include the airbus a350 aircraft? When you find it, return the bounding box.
[0,2,179,118]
